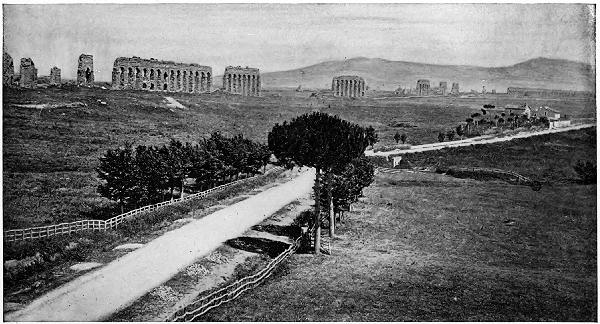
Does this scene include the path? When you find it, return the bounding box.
[366,123,595,157]
[5,169,315,322]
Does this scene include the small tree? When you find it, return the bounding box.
[97,143,141,213]
[455,125,464,139]
[400,133,407,144]
[574,160,596,184]
[446,129,455,141]
[366,126,378,149]
[394,131,401,144]
[438,132,445,142]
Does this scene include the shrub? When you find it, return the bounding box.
[574,160,596,184]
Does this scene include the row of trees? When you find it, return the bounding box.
[438,111,552,142]
[269,112,376,253]
[97,133,271,213]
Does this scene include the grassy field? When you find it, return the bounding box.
[2,86,595,228]
[400,127,596,183]
[197,129,596,321]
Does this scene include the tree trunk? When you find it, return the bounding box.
[170,187,174,201]
[314,167,321,254]
[120,203,124,214]
[180,180,185,199]
[328,179,335,238]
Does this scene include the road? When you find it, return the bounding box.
[366,123,595,157]
[5,168,315,322]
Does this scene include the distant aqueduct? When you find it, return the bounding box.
[111,56,212,93]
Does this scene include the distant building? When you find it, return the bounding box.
[505,104,531,118]
[482,85,486,94]
[416,79,430,96]
[532,106,561,120]
[450,82,459,95]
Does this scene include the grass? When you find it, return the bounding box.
[400,127,596,183]
[3,169,286,306]
[197,131,596,321]
[3,87,594,228]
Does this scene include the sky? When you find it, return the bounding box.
[3,3,596,82]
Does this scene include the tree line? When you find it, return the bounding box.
[438,109,550,142]
[96,133,271,213]
[269,112,377,253]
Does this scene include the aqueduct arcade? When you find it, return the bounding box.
[222,66,261,96]
[332,76,366,98]
[111,56,212,93]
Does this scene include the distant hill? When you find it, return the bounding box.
[217,57,595,92]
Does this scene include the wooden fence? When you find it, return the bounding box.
[168,224,312,322]
[4,167,283,243]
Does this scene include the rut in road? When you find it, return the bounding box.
[5,168,315,322]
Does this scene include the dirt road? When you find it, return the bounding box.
[5,168,315,322]
[366,123,595,157]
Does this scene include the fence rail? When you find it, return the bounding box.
[4,167,283,243]
[168,223,313,322]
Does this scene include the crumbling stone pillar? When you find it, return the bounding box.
[77,54,94,86]
[50,66,61,85]
[19,58,37,88]
[3,52,15,86]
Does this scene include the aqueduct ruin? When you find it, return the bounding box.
[20,58,37,88]
[77,54,94,86]
[111,56,212,93]
[332,76,366,97]
[222,66,261,96]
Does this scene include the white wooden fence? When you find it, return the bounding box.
[168,223,313,321]
[4,167,283,243]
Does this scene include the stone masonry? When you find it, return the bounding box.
[416,79,430,96]
[112,56,212,93]
[451,82,460,95]
[439,81,447,95]
[222,66,260,96]
[50,66,61,85]
[332,76,366,98]
[77,54,94,86]
[19,58,37,88]
[3,52,14,86]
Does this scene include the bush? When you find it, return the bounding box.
[574,160,596,184]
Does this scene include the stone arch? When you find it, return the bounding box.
[164,83,168,90]
[143,68,148,79]
[189,71,194,93]
[169,70,175,91]
[128,67,134,87]
[206,72,211,91]
[135,67,141,89]
[176,70,181,91]
[85,67,92,84]
[195,71,200,92]
[119,67,125,86]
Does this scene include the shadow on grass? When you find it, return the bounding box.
[225,237,290,258]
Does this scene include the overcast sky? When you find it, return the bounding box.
[3,3,595,81]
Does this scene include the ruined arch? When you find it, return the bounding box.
[85,67,92,84]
